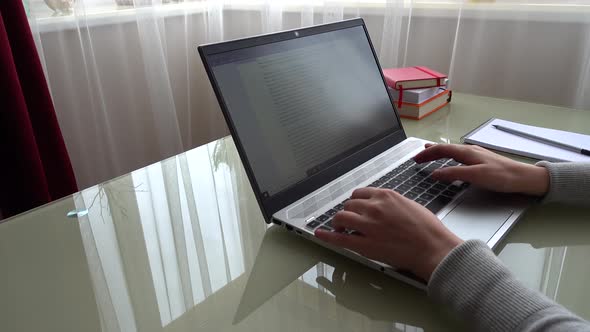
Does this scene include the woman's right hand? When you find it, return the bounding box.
[413,144,549,196]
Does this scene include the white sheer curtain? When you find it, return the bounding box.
[24,0,590,189]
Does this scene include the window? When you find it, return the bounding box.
[25,0,590,21]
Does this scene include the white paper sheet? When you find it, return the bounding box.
[464,119,590,162]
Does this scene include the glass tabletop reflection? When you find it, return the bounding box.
[1,93,590,332]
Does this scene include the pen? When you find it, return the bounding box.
[493,124,590,156]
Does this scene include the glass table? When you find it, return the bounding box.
[1,93,590,331]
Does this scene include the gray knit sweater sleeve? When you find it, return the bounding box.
[536,161,590,205]
[428,162,590,331]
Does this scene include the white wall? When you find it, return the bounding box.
[37,8,590,188]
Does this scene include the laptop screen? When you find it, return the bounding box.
[207,25,402,198]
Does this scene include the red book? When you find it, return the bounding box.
[383,66,447,107]
[397,89,451,120]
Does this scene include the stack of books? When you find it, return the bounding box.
[382,66,451,120]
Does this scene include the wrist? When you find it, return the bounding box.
[517,164,550,196]
[415,232,463,281]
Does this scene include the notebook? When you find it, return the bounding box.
[382,66,447,108]
[394,89,451,120]
[391,86,445,104]
[382,66,447,90]
[462,118,590,162]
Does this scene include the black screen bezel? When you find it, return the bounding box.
[198,18,407,222]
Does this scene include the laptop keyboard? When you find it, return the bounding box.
[306,158,469,231]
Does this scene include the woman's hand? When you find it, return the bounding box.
[315,144,550,281]
[413,144,549,196]
[315,187,463,281]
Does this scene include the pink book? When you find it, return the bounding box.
[382,66,447,107]
[383,66,447,90]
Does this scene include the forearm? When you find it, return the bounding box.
[428,240,590,332]
[536,162,590,205]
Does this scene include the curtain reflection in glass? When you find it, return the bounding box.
[132,142,247,325]
[76,186,138,332]
[76,139,250,330]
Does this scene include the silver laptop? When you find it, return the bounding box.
[198,18,531,289]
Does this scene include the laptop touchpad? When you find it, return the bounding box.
[441,191,514,243]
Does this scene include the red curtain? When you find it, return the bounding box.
[0,2,77,219]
